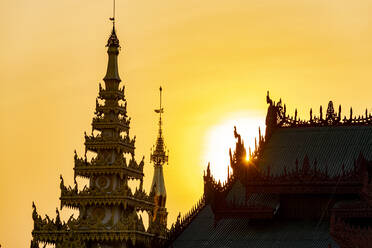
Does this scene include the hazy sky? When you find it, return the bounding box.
[2,0,372,247]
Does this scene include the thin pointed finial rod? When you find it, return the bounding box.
[160,86,163,112]
[155,86,164,129]
[159,86,163,126]
[109,0,116,26]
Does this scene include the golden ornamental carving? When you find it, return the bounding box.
[32,23,167,248]
[74,153,145,180]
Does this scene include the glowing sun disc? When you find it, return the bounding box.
[203,113,265,182]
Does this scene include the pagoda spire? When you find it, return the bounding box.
[149,87,168,229]
[31,10,169,246]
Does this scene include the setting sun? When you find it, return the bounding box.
[203,112,265,182]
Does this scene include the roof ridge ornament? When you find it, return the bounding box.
[326,101,336,122]
[265,93,372,129]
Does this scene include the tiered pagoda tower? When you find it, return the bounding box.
[149,87,168,231]
[31,23,167,248]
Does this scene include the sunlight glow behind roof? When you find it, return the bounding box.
[203,112,265,182]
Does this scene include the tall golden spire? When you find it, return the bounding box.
[150,87,168,209]
[31,2,168,245]
[149,87,168,229]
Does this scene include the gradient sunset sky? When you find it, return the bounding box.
[2,0,372,247]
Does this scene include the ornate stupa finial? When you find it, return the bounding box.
[151,86,168,166]
[150,86,168,214]
[104,0,121,82]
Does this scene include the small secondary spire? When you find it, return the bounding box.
[150,87,168,224]
[152,87,167,165]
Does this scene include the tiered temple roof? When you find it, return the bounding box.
[167,92,372,248]
[31,24,167,248]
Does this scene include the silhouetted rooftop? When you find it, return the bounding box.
[258,125,372,176]
[171,205,339,248]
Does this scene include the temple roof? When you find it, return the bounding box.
[258,125,372,177]
[168,96,372,248]
[226,180,279,209]
[170,205,339,248]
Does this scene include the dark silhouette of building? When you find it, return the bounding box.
[30,23,168,248]
[167,92,372,248]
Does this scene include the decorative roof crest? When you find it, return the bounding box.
[265,92,372,129]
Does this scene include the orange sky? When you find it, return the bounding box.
[2,0,372,247]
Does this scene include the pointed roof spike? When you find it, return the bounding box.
[254,137,257,151]
[338,105,341,119]
[258,126,261,139]
[295,109,297,121]
[320,105,323,120]
[350,107,353,120]
[266,91,272,105]
[310,108,313,121]
[229,148,233,165]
